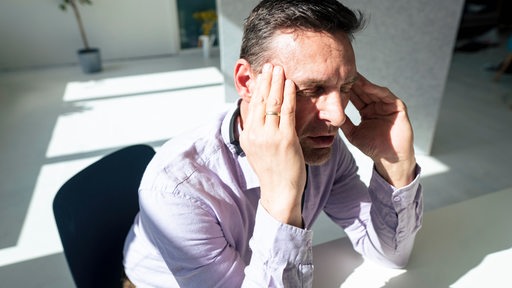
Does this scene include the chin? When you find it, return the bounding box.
[303,147,332,166]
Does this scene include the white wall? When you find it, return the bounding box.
[343,0,464,155]
[0,0,180,70]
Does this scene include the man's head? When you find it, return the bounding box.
[240,0,365,73]
[235,0,366,165]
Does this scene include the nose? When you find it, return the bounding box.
[317,91,346,127]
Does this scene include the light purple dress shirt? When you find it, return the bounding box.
[123,104,423,287]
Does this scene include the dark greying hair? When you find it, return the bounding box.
[240,0,365,71]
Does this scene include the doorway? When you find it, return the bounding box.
[176,0,217,49]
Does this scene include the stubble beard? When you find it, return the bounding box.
[301,145,333,166]
[299,125,337,166]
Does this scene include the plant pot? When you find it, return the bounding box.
[77,48,102,73]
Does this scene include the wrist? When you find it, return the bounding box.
[374,157,416,188]
[260,194,303,228]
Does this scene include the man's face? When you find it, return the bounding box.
[266,31,357,165]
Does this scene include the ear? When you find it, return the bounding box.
[234,59,255,103]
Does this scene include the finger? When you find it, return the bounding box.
[279,79,296,131]
[365,98,410,117]
[359,102,400,118]
[247,63,273,126]
[350,76,373,105]
[352,73,396,104]
[265,66,285,126]
[349,90,366,110]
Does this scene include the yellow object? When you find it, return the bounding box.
[193,9,217,36]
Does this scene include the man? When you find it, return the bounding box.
[123,0,423,287]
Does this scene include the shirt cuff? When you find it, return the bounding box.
[250,201,313,265]
[368,164,423,248]
[369,164,422,208]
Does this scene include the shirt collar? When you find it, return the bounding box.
[221,99,243,155]
[221,100,260,190]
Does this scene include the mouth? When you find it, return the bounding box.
[306,135,336,148]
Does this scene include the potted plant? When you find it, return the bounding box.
[193,9,217,58]
[59,0,102,73]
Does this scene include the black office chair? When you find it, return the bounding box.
[53,144,155,288]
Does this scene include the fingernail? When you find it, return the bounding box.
[262,63,271,72]
[273,66,282,75]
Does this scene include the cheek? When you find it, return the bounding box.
[294,98,318,133]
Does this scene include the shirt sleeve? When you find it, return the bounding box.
[137,189,247,288]
[323,143,423,268]
[137,188,313,288]
[363,166,423,268]
[242,202,313,287]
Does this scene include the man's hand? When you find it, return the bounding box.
[239,64,306,228]
[340,73,416,188]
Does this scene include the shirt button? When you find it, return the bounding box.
[393,196,402,202]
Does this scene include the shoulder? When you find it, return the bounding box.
[139,110,239,202]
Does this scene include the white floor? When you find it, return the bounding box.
[0,41,511,287]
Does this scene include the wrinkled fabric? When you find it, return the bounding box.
[123,104,423,287]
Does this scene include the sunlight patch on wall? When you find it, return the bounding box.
[416,154,450,177]
[47,68,228,158]
[63,67,224,101]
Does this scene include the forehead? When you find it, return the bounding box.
[267,30,357,86]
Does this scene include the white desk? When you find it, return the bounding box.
[313,187,512,288]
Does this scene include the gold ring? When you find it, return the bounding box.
[265,111,280,116]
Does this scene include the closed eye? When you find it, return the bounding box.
[297,86,325,98]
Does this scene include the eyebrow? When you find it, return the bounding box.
[342,76,358,86]
[296,75,358,89]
